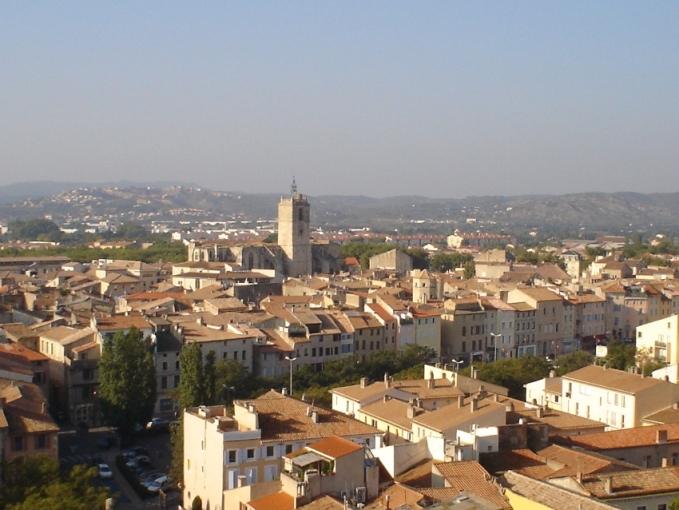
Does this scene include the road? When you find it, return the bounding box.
[58,426,182,509]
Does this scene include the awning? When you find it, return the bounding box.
[291,452,324,467]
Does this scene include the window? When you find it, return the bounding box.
[227,450,237,464]
[285,444,293,454]
[161,377,168,390]
[242,350,246,361]
[246,448,255,459]
[162,362,168,371]
[82,368,94,381]
[266,446,275,457]
[174,375,180,388]
[13,437,23,452]
[35,434,48,449]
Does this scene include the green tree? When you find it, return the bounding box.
[463,355,551,400]
[669,495,679,510]
[178,342,206,409]
[99,327,156,444]
[554,351,594,376]
[430,252,473,272]
[204,350,217,405]
[463,260,476,279]
[192,495,203,510]
[604,338,636,371]
[0,457,109,510]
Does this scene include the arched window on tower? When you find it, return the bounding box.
[298,208,304,221]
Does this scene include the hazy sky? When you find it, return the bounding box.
[2,2,678,198]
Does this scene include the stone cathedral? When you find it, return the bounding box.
[187,181,341,277]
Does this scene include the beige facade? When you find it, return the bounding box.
[561,365,679,429]
[183,392,383,510]
[637,314,679,365]
[278,190,312,277]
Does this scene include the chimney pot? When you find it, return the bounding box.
[471,398,478,413]
[657,429,668,444]
[604,477,613,495]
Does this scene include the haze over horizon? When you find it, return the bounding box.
[2,2,678,199]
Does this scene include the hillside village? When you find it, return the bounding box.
[4,189,679,509]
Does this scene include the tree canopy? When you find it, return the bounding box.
[0,456,109,510]
[99,327,156,444]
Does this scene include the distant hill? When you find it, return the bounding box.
[1,182,678,239]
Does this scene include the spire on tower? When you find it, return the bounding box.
[291,176,298,196]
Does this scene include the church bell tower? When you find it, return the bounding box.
[278,178,312,277]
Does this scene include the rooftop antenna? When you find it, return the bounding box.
[291,176,298,196]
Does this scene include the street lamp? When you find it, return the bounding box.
[285,356,297,396]
[490,333,502,362]
[450,359,463,372]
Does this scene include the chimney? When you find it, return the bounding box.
[458,395,465,408]
[656,429,668,444]
[662,457,669,467]
[360,377,368,389]
[301,393,306,402]
[237,475,247,488]
[407,405,415,419]
[427,378,435,390]
[471,398,478,413]
[494,393,499,402]
[384,373,391,388]
[603,364,608,370]
[576,471,583,484]
[478,385,487,399]
[385,494,390,510]
[673,403,678,410]
[281,387,288,396]
[311,410,319,423]
[306,406,311,417]
[536,407,544,419]
[604,477,613,495]
[383,395,390,403]
[549,370,556,378]
[41,402,46,414]
[506,402,515,412]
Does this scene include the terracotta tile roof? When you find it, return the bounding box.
[95,315,152,331]
[536,445,640,478]
[0,343,48,362]
[644,406,679,425]
[563,365,666,394]
[248,491,294,510]
[297,495,345,509]
[480,449,554,479]
[40,326,96,346]
[366,303,395,322]
[558,423,679,451]
[248,390,383,443]
[0,380,59,434]
[363,483,425,509]
[509,406,605,434]
[331,381,390,403]
[500,471,619,510]
[308,435,363,458]
[359,398,416,431]
[395,459,435,487]
[581,467,679,500]
[433,461,511,509]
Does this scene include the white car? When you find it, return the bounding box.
[98,463,113,480]
[147,475,172,493]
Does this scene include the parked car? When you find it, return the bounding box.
[146,418,170,432]
[98,463,113,480]
[147,475,173,493]
[122,446,149,460]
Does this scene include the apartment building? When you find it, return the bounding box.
[636,314,679,365]
[560,365,679,429]
[507,288,567,358]
[183,391,383,510]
